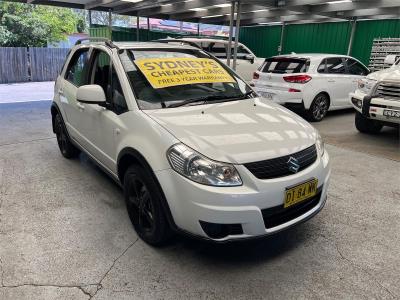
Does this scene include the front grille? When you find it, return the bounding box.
[376,82,400,101]
[244,145,317,179]
[261,187,322,229]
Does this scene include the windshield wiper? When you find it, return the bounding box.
[167,91,255,108]
[167,94,231,108]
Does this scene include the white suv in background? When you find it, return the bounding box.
[51,39,330,245]
[172,37,265,82]
[350,56,400,133]
[252,54,369,121]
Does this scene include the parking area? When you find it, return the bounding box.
[0,99,399,299]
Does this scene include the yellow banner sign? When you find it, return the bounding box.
[134,57,235,89]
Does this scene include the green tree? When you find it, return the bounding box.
[0,2,85,47]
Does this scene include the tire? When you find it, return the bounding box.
[307,93,330,122]
[124,165,172,246]
[54,113,80,158]
[355,112,383,134]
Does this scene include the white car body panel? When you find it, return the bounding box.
[145,98,317,164]
[52,41,331,241]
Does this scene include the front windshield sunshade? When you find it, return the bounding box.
[119,49,252,110]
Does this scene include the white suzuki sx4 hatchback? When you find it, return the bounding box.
[51,39,331,245]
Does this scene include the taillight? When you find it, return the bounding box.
[253,72,259,80]
[283,75,312,83]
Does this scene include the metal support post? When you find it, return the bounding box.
[347,18,357,56]
[232,0,241,71]
[227,1,235,67]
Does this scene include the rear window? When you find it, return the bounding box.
[260,57,309,74]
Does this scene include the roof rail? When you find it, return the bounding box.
[75,37,118,48]
[181,35,230,40]
[153,39,201,49]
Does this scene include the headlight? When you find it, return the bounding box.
[357,78,377,95]
[167,143,242,186]
[316,132,325,157]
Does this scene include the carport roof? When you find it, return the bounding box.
[10,0,400,25]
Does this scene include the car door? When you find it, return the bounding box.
[318,57,349,108]
[343,58,369,106]
[85,49,129,172]
[60,47,91,147]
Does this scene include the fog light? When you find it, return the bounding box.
[351,97,362,108]
[199,221,243,239]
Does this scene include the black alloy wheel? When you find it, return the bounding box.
[54,114,79,158]
[308,93,329,122]
[127,178,156,234]
[124,165,172,246]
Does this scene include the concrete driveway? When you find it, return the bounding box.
[0,100,399,299]
[0,82,54,104]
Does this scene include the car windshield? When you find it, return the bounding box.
[119,48,252,109]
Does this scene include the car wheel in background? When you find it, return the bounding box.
[54,114,80,158]
[124,165,172,246]
[355,112,383,134]
[307,93,330,122]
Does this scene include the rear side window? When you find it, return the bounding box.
[65,48,90,86]
[345,58,369,76]
[200,42,251,59]
[201,42,227,59]
[318,57,346,74]
[260,58,309,74]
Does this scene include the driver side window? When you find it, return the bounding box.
[90,50,128,114]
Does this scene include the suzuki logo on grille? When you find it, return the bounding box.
[287,157,300,173]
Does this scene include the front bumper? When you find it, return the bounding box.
[350,91,400,125]
[155,150,331,242]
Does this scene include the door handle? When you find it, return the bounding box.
[76,102,85,110]
[327,79,335,83]
[58,88,64,96]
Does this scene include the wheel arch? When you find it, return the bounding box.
[50,102,61,134]
[304,90,331,110]
[117,147,178,231]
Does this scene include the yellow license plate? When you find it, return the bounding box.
[284,179,318,208]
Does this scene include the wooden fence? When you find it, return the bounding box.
[0,47,69,84]
[0,47,29,84]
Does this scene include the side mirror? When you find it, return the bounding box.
[384,55,397,66]
[245,54,255,64]
[77,85,106,105]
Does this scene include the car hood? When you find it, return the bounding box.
[368,66,400,82]
[145,98,317,164]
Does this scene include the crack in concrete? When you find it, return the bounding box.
[0,137,55,149]
[0,239,139,299]
[0,257,4,287]
[334,242,397,299]
[0,282,99,299]
[89,238,139,299]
